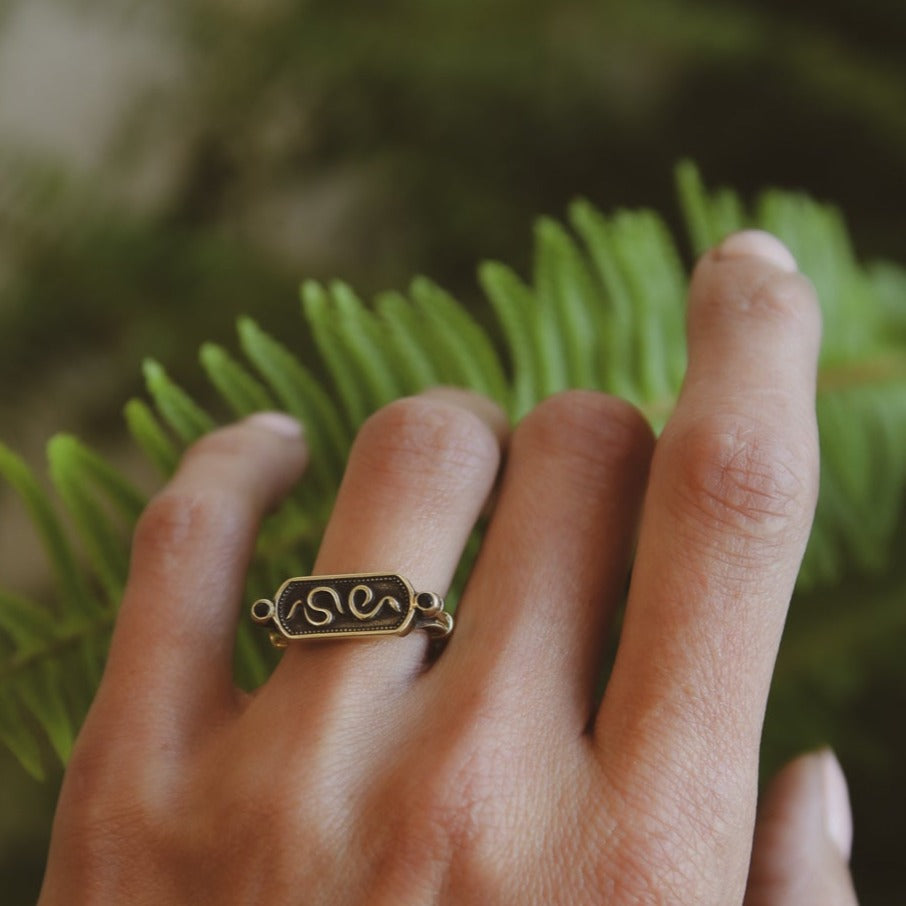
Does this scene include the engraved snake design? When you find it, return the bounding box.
[285,583,403,627]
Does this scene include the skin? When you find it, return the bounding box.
[39,231,858,905]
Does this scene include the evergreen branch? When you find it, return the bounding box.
[778,568,906,689]
[0,610,115,684]
[200,343,277,417]
[374,291,444,395]
[13,661,74,764]
[568,201,641,400]
[0,590,57,651]
[533,219,602,390]
[124,399,180,477]
[610,210,687,408]
[478,261,540,417]
[301,281,377,430]
[233,622,271,692]
[676,159,743,254]
[0,690,45,780]
[529,226,571,398]
[0,443,95,616]
[816,353,906,393]
[143,359,216,443]
[47,436,130,606]
[410,277,509,403]
[0,600,114,778]
[54,437,146,523]
[237,315,349,493]
[327,281,404,416]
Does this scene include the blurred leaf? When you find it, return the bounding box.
[124,399,180,477]
[143,359,216,444]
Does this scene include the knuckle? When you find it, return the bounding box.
[600,822,717,905]
[748,271,821,336]
[61,741,121,818]
[370,715,517,895]
[596,756,750,905]
[175,422,284,485]
[665,414,818,542]
[514,390,654,480]
[133,486,241,566]
[700,266,821,334]
[400,741,489,853]
[183,425,249,462]
[354,396,501,488]
[54,749,169,882]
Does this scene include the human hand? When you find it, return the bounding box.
[40,231,857,904]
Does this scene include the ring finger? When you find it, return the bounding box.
[270,388,505,694]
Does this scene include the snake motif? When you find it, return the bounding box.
[286,583,403,627]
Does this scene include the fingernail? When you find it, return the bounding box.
[245,411,305,439]
[820,748,853,861]
[716,229,799,273]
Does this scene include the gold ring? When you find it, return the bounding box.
[251,573,451,646]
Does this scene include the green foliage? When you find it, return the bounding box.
[1,163,905,780]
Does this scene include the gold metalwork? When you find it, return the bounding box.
[251,572,452,644]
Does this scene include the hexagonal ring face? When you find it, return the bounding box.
[273,573,417,640]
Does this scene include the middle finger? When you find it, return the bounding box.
[440,390,654,727]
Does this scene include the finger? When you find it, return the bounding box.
[99,413,307,726]
[745,750,857,906]
[439,391,654,726]
[596,233,822,874]
[273,389,504,689]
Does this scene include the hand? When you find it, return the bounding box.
[40,231,858,904]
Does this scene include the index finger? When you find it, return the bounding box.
[96,413,308,733]
[595,232,821,868]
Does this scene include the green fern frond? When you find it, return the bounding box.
[123,399,180,477]
[0,683,47,781]
[2,162,905,778]
[200,343,277,418]
[47,436,136,606]
[237,315,350,494]
[302,280,400,429]
[374,290,443,394]
[0,588,112,780]
[478,261,544,417]
[0,441,129,778]
[0,444,94,616]
[409,277,509,402]
[143,359,216,444]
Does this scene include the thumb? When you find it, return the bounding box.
[745,749,858,906]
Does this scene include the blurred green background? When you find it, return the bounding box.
[1,0,904,902]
